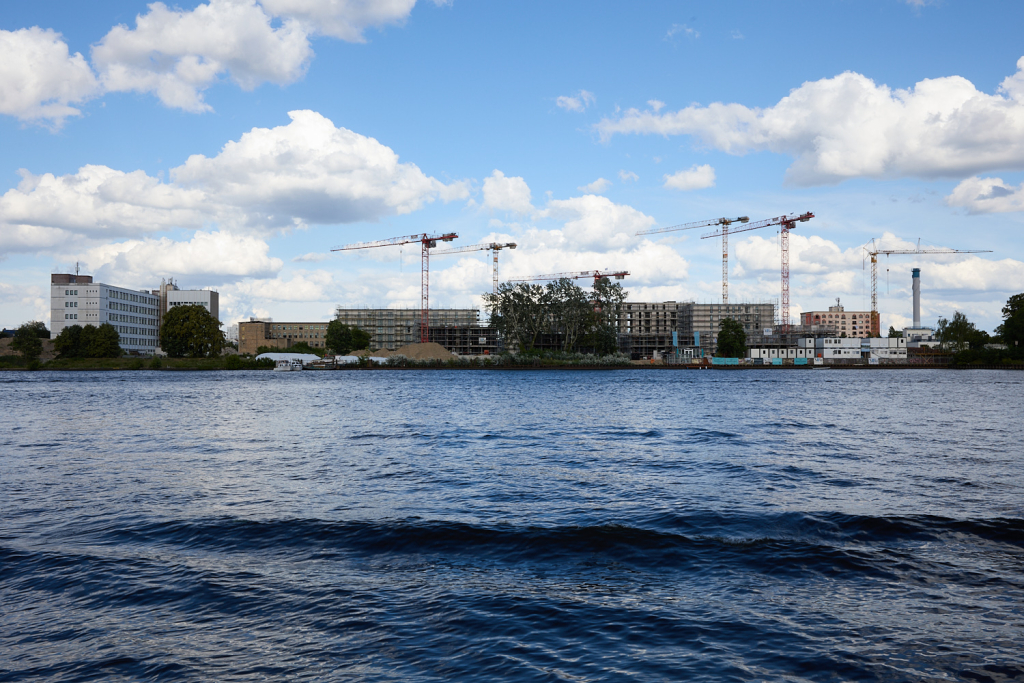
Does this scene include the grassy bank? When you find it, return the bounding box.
[1,356,273,371]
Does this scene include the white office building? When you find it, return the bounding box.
[50,273,160,354]
[167,288,219,321]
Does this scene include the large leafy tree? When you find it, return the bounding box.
[588,277,627,354]
[996,293,1024,348]
[546,278,593,352]
[160,304,224,358]
[12,321,47,361]
[484,282,551,352]
[88,324,123,357]
[936,311,981,353]
[324,321,371,354]
[53,324,122,358]
[717,317,747,357]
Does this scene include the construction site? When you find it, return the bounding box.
[258,213,994,364]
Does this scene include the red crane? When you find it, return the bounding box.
[637,216,749,303]
[332,232,458,343]
[431,242,518,294]
[702,212,814,332]
[507,270,629,283]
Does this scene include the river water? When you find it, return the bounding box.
[2,369,1022,682]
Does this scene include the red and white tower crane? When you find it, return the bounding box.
[702,212,814,332]
[507,270,629,284]
[332,232,458,343]
[637,216,749,303]
[431,242,518,294]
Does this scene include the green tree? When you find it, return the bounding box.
[887,326,903,338]
[546,278,592,351]
[53,323,122,358]
[936,311,977,353]
[12,321,45,361]
[325,321,371,354]
[160,304,224,358]
[996,293,1024,348]
[87,323,123,357]
[587,277,627,354]
[53,324,85,358]
[484,282,551,352]
[716,317,747,357]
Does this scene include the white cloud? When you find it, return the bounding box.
[260,0,418,41]
[946,176,1024,213]
[92,0,312,113]
[85,231,283,285]
[597,57,1024,185]
[173,110,465,227]
[619,170,639,182]
[577,178,611,194]
[663,164,716,191]
[1,110,466,251]
[647,99,665,112]
[556,89,595,113]
[0,28,99,125]
[0,282,49,325]
[292,252,330,262]
[665,24,699,40]
[538,194,654,252]
[733,233,862,278]
[3,0,429,121]
[0,166,208,249]
[481,170,533,214]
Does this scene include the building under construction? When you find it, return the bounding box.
[334,307,498,355]
[615,301,776,359]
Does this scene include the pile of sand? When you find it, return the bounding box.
[392,342,455,361]
[348,348,393,358]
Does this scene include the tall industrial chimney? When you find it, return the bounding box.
[912,268,921,328]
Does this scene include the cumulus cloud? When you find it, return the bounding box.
[481,170,533,214]
[597,57,1024,185]
[577,178,611,194]
[3,0,429,121]
[85,231,283,285]
[663,164,716,191]
[946,176,1024,213]
[0,28,99,125]
[1,110,466,251]
[260,0,419,41]
[556,89,595,112]
[538,194,654,252]
[92,0,312,113]
[619,170,639,182]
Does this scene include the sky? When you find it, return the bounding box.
[2,0,1024,335]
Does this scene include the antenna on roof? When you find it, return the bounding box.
[75,262,80,276]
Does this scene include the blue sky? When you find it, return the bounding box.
[2,0,1023,334]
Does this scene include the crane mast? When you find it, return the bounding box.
[702,212,813,332]
[432,242,518,294]
[637,216,748,303]
[862,240,991,337]
[332,232,458,343]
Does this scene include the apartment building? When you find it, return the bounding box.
[801,299,873,338]
[238,320,331,355]
[334,308,481,350]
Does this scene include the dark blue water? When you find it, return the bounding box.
[2,369,1023,682]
